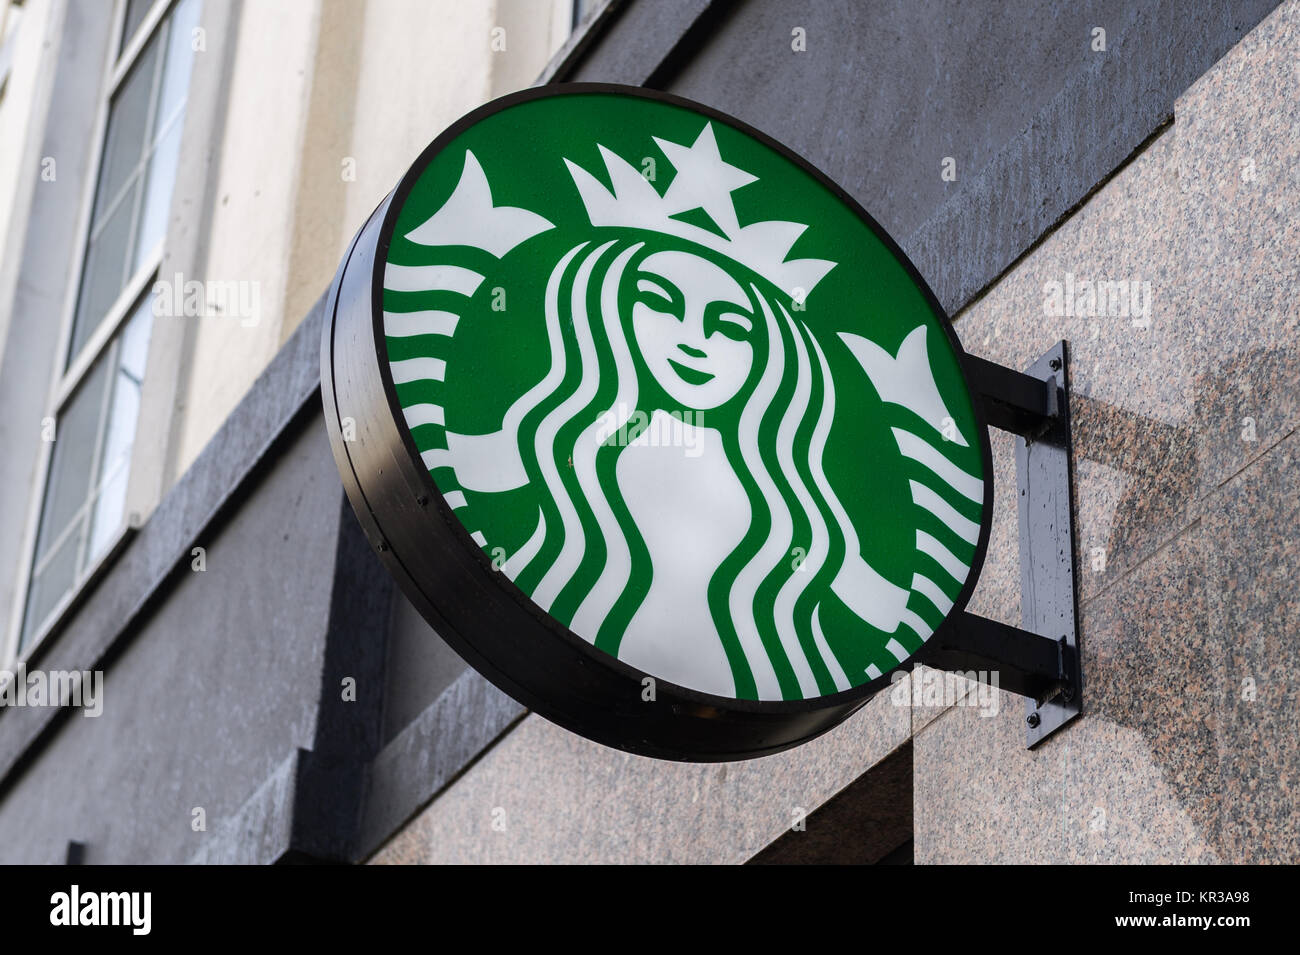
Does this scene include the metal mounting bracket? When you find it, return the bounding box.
[918,341,1082,748]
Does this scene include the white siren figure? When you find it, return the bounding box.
[384,123,979,702]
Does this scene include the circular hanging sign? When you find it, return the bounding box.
[321,84,993,761]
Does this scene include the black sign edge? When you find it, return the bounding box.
[325,82,996,760]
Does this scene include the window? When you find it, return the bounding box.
[20,301,152,646]
[69,0,199,357]
[0,2,26,103]
[11,0,199,654]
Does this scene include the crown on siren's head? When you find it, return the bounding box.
[563,122,837,299]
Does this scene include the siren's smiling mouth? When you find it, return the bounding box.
[668,358,715,386]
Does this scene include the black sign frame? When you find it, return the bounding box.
[320,83,1004,761]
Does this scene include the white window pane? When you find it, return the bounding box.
[87,460,129,564]
[132,115,181,271]
[133,0,200,271]
[87,302,153,559]
[118,295,154,379]
[152,0,200,140]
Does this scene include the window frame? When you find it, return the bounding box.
[2,0,179,666]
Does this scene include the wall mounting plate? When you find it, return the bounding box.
[924,340,1082,748]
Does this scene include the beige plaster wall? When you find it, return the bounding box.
[168,0,572,481]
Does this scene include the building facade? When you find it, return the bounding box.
[0,0,1296,863]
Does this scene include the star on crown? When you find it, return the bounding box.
[564,123,836,299]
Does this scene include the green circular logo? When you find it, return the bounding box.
[379,90,988,703]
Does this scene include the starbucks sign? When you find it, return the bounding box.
[322,85,993,759]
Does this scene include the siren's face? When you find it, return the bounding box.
[629,250,755,411]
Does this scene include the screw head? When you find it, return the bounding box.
[1049,357,1062,371]
[1026,711,1042,728]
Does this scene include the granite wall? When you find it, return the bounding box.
[915,0,1300,864]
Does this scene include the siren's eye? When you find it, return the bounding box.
[704,302,753,342]
[635,276,683,317]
